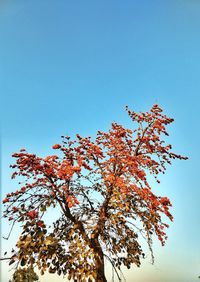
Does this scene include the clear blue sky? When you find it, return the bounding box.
[0,1,200,281]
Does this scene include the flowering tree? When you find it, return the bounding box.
[1,105,187,282]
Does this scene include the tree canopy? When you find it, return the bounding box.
[2,105,187,282]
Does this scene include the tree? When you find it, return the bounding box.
[1,105,187,282]
[9,266,39,282]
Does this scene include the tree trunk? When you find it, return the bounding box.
[92,239,107,282]
[95,252,107,282]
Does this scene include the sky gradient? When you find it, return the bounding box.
[1,1,200,281]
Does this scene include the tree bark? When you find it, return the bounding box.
[92,238,107,282]
[95,253,107,282]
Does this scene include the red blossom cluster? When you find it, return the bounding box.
[66,195,80,208]
[27,210,38,220]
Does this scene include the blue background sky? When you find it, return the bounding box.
[0,1,200,281]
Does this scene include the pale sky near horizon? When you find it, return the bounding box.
[0,1,200,281]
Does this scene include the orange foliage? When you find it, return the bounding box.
[2,105,187,282]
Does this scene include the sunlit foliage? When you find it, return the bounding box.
[9,266,39,282]
[2,105,187,282]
